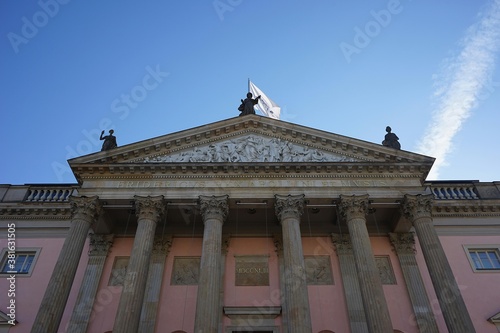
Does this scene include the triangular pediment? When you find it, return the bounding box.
[68,115,435,182]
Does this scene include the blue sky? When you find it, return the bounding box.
[1,0,499,185]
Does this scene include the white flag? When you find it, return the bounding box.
[249,81,281,119]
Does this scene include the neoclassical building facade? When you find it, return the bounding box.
[1,115,499,333]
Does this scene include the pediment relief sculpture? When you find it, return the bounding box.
[143,135,360,163]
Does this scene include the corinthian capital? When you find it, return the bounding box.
[274,194,305,222]
[389,232,416,254]
[401,194,433,221]
[338,194,369,220]
[69,196,101,223]
[89,233,114,256]
[134,195,166,222]
[198,195,229,222]
[331,233,353,255]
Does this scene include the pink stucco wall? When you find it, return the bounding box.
[3,233,499,333]
[0,236,89,333]
[439,235,500,333]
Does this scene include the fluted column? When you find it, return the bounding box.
[138,235,172,333]
[331,234,369,333]
[389,232,439,333]
[67,233,114,333]
[194,195,229,333]
[31,196,101,333]
[338,194,392,333]
[113,196,166,333]
[275,194,312,333]
[402,194,475,333]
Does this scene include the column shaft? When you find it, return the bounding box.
[31,196,100,333]
[194,195,229,333]
[402,194,476,333]
[67,233,114,333]
[113,196,165,333]
[275,194,312,333]
[331,234,369,333]
[339,195,393,333]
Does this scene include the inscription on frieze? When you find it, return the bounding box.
[171,257,200,285]
[235,256,269,286]
[305,256,334,285]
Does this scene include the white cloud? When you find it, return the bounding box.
[417,0,500,179]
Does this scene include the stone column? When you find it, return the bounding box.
[331,234,369,333]
[194,195,229,333]
[402,194,476,333]
[113,196,166,333]
[389,232,439,333]
[275,194,312,333]
[31,196,101,333]
[338,194,393,333]
[138,235,172,333]
[67,233,114,333]
[273,234,289,333]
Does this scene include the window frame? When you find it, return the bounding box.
[0,247,41,277]
[463,245,500,273]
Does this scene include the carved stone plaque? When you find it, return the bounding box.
[305,256,333,285]
[375,256,396,285]
[171,257,201,285]
[235,256,269,286]
[108,256,129,286]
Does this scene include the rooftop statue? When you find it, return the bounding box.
[238,92,261,116]
[382,126,401,150]
[100,129,118,151]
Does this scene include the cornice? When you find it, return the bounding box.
[431,201,500,217]
[71,162,431,182]
[0,206,71,219]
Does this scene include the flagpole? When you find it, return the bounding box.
[248,78,250,93]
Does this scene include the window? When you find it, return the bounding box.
[464,245,500,272]
[0,248,41,277]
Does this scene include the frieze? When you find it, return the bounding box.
[304,256,334,285]
[112,178,411,189]
[171,257,201,285]
[142,135,360,164]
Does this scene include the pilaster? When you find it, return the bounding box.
[275,194,312,333]
[67,233,114,333]
[331,234,369,333]
[31,196,101,333]
[139,235,173,333]
[273,234,288,333]
[194,195,229,333]
[113,195,166,333]
[338,194,393,333]
[402,194,476,333]
[389,232,439,333]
